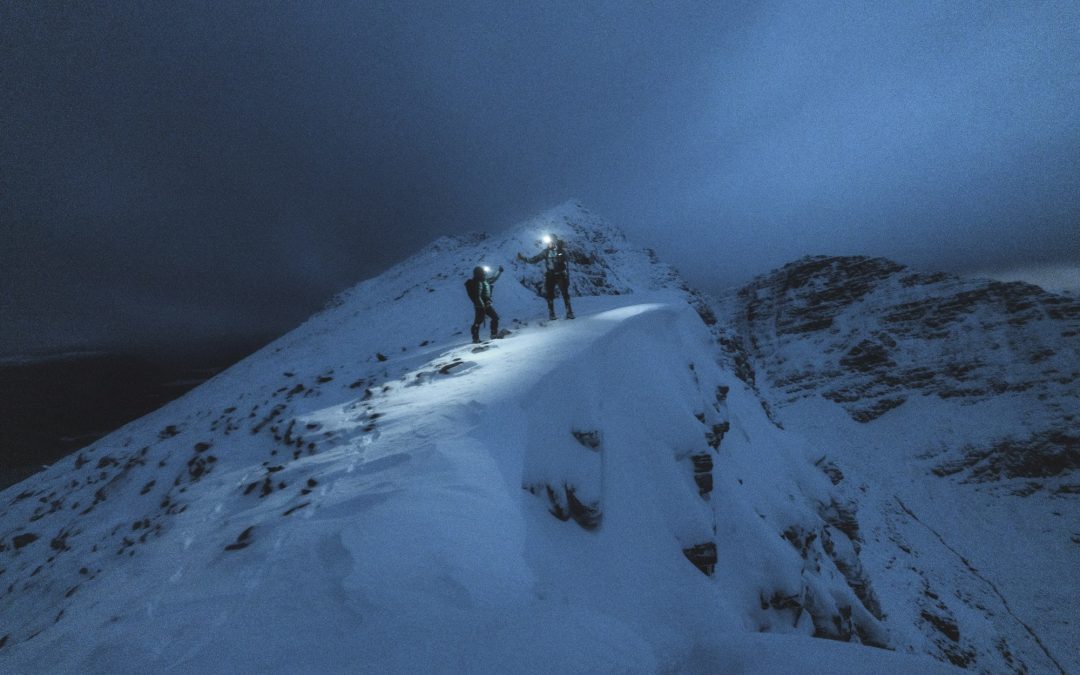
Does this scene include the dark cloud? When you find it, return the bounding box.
[3,1,1078,356]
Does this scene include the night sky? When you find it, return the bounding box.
[3,1,1079,358]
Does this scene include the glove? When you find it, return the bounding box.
[498,265,504,272]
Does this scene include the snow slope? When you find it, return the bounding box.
[715,255,1079,674]
[0,204,956,673]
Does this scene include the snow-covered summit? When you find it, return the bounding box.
[0,205,959,673]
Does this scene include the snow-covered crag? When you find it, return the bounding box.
[716,256,1079,674]
[0,204,960,673]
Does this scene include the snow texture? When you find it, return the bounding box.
[0,202,987,673]
[714,255,1079,674]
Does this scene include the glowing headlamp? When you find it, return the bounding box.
[483,265,491,273]
[542,235,553,245]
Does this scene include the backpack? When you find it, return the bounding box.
[464,278,480,304]
[551,250,568,274]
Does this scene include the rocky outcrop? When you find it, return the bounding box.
[728,256,1078,420]
[719,255,1079,482]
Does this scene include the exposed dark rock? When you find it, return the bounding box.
[564,487,601,530]
[686,290,718,326]
[690,454,713,496]
[186,455,212,481]
[781,526,817,558]
[814,458,845,485]
[224,526,254,551]
[571,430,602,450]
[12,533,39,550]
[50,533,71,552]
[819,498,860,541]
[932,431,1080,482]
[764,590,802,611]
[682,542,717,576]
[705,422,730,449]
[251,404,286,434]
[526,482,602,531]
[921,609,961,643]
[159,425,180,439]
[540,484,570,522]
[282,502,310,516]
[839,338,896,372]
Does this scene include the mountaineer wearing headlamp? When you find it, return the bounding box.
[517,235,575,321]
[465,264,503,344]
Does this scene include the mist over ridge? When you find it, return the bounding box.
[3,2,1078,357]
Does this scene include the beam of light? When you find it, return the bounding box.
[542,235,553,245]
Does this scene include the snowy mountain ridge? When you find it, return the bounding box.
[0,202,1050,673]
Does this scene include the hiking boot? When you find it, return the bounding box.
[548,312,557,321]
[566,310,575,320]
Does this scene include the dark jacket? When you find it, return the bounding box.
[525,247,569,275]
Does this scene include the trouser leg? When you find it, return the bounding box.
[558,275,572,315]
[486,305,500,337]
[544,274,557,319]
[471,306,485,343]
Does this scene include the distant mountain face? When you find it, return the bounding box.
[715,255,1079,674]
[721,255,1080,482]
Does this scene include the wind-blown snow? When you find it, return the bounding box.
[2,203,960,673]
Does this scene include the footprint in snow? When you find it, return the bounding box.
[404,359,478,386]
[437,360,477,376]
